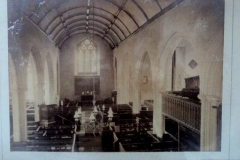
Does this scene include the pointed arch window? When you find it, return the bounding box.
[75,39,99,75]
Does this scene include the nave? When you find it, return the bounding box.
[8,0,224,153]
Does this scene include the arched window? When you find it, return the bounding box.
[75,39,99,75]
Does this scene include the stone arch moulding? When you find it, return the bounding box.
[201,29,224,97]
[156,33,195,91]
[153,33,196,138]
[31,46,44,84]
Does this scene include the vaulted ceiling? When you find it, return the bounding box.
[9,0,185,49]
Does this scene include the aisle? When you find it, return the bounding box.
[76,105,102,152]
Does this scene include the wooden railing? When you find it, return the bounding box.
[162,93,201,133]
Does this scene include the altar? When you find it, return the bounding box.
[81,95,93,102]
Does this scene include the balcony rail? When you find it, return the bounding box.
[162,93,201,133]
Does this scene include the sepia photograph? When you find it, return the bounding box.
[6,0,227,156]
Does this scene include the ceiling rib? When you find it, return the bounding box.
[131,0,149,20]
[67,20,123,40]
[45,11,131,37]
[105,0,139,28]
[102,0,128,40]
[118,0,185,46]
[59,32,115,49]
[86,0,91,32]
[45,7,130,38]
[56,8,70,39]
[56,27,116,45]
[24,0,185,49]
[43,7,86,32]
[36,3,61,25]
[154,0,163,10]
[57,29,116,47]
[68,18,125,39]
[68,24,121,42]
[50,14,127,42]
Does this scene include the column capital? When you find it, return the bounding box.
[198,94,222,107]
[206,95,222,107]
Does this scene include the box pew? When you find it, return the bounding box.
[13,124,77,152]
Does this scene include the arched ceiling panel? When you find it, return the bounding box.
[157,0,175,9]
[89,8,114,22]
[65,19,124,41]
[106,0,125,7]
[93,0,119,15]
[111,24,125,40]
[118,11,138,33]
[53,28,68,41]
[62,8,87,19]
[28,1,55,24]
[45,16,62,34]
[58,31,115,49]
[68,22,87,30]
[88,25,121,43]
[114,19,130,37]
[22,0,185,49]
[65,15,86,25]
[57,0,88,13]
[124,0,147,26]
[39,9,59,30]
[133,0,161,19]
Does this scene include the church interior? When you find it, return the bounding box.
[8,0,224,152]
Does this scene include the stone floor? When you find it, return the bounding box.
[76,105,103,152]
[76,135,102,152]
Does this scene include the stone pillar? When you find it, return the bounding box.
[17,87,27,141]
[153,92,164,138]
[199,94,221,151]
[35,83,44,122]
[11,88,20,142]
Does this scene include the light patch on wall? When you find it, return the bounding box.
[188,59,198,69]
